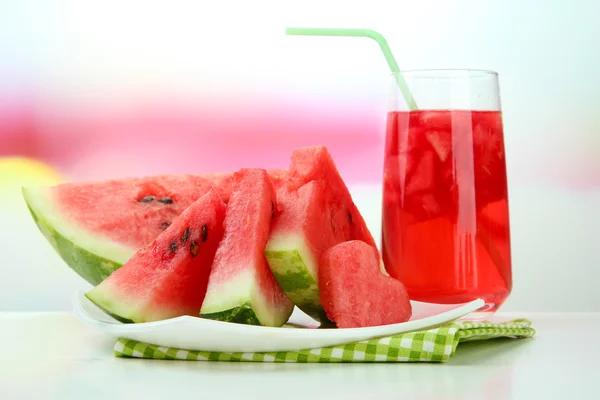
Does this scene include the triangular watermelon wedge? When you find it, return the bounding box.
[200,169,294,327]
[265,146,378,323]
[85,189,226,323]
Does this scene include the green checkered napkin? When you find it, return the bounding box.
[114,319,535,363]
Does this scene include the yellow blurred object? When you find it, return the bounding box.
[0,157,63,206]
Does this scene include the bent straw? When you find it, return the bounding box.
[286,27,418,110]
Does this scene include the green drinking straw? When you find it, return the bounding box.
[286,27,418,110]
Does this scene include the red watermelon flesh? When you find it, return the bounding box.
[320,240,412,328]
[23,169,287,286]
[85,189,226,323]
[56,170,286,249]
[287,146,377,248]
[264,146,378,323]
[200,169,293,327]
[56,174,229,249]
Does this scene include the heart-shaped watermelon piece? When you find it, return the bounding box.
[319,240,412,328]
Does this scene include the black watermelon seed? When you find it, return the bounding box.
[158,197,173,204]
[161,222,170,230]
[140,196,155,203]
[190,241,199,257]
[182,227,190,243]
[348,212,353,224]
[201,225,208,242]
[271,200,275,219]
[169,241,177,253]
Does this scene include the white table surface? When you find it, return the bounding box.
[0,312,597,400]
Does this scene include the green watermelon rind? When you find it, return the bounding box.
[200,303,261,326]
[200,270,293,327]
[264,235,330,323]
[86,275,188,324]
[27,204,120,285]
[85,284,150,324]
[22,186,135,286]
[84,292,135,324]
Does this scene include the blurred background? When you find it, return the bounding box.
[1,0,598,311]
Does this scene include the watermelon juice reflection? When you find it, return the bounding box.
[382,110,511,311]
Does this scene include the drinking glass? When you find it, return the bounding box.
[382,69,512,314]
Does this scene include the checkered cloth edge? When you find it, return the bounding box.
[113,319,535,363]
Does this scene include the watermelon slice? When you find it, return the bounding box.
[85,189,226,323]
[264,146,378,323]
[200,169,294,327]
[320,240,412,328]
[22,170,286,285]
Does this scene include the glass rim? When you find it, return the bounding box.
[391,69,498,79]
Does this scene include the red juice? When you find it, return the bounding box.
[382,110,512,311]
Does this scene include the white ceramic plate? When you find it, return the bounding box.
[74,291,484,352]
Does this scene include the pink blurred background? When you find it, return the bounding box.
[2,1,598,187]
[1,94,384,182]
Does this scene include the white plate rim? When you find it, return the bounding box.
[73,291,485,346]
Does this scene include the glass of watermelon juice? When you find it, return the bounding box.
[382,69,511,314]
